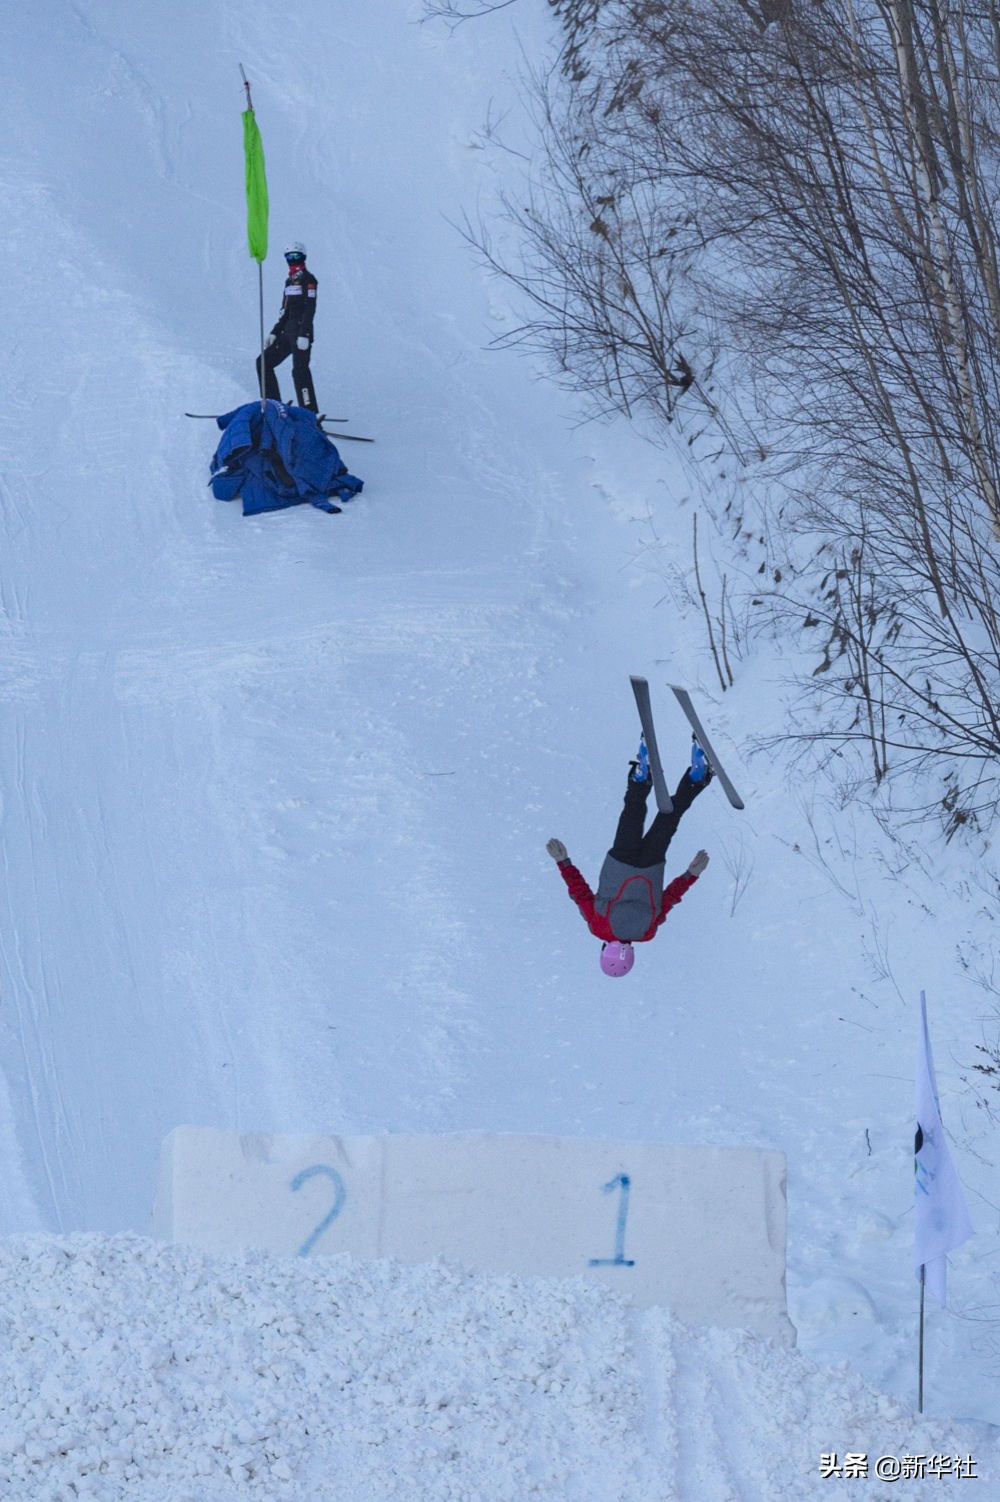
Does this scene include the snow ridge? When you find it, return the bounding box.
[0,1235,987,1501]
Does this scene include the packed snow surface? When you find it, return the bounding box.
[0,1234,990,1501]
[0,0,999,1495]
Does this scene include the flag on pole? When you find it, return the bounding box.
[914,991,972,1306]
[242,106,268,263]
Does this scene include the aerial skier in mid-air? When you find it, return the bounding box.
[547,743,711,978]
[546,678,742,978]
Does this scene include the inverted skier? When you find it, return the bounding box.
[546,737,712,977]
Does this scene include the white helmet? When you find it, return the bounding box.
[284,240,307,260]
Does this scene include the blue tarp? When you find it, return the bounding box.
[209,400,364,516]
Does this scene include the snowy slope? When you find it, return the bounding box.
[0,0,997,1476]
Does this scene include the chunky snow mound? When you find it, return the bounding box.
[0,1236,991,1501]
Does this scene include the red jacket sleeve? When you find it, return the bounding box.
[656,870,697,927]
[556,859,607,937]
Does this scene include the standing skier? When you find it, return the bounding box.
[255,241,319,412]
[547,740,712,977]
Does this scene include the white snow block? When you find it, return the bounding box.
[152,1128,794,1344]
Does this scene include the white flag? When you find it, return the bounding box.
[914,991,973,1306]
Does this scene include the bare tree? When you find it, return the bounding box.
[423,0,520,20]
[461,72,701,430]
[462,0,1000,827]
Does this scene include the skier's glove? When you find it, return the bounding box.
[265,333,276,348]
[546,838,568,863]
[296,336,310,351]
[686,849,709,877]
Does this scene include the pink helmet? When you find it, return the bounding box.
[600,940,635,977]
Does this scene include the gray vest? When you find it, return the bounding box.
[595,853,665,940]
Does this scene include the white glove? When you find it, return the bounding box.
[546,838,568,863]
[265,334,276,348]
[686,850,709,877]
[296,336,310,351]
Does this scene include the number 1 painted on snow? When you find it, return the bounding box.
[589,1173,636,1267]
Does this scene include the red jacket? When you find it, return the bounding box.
[556,859,697,942]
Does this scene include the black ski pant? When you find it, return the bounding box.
[256,333,318,413]
[610,767,706,869]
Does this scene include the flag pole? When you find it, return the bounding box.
[913,990,974,1416]
[918,1264,925,1412]
[257,260,265,407]
[240,65,268,408]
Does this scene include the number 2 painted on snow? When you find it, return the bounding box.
[588,1172,636,1267]
[290,1164,347,1257]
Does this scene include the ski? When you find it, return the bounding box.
[320,427,375,444]
[629,676,673,813]
[185,412,349,422]
[669,686,745,810]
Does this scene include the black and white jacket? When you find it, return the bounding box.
[271,266,318,343]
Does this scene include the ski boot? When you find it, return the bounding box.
[689,734,709,784]
[630,735,651,783]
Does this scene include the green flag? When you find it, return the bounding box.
[243,108,268,263]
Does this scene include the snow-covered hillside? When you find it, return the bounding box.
[0,0,997,1493]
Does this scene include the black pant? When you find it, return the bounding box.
[255,334,318,413]
[610,768,705,868]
